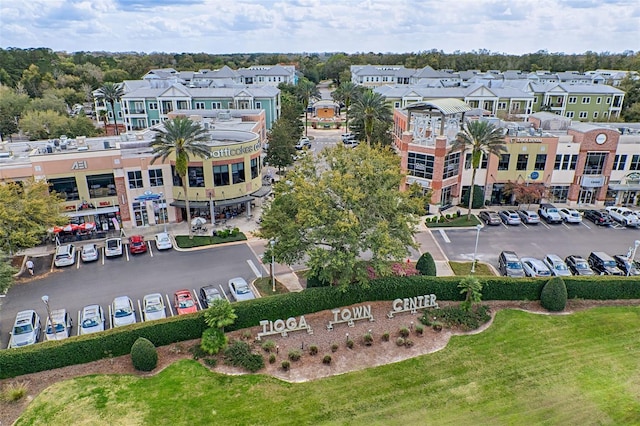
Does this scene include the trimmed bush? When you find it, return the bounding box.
[405,339,414,347]
[331,343,339,352]
[461,185,485,209]
[346,339,354,349]
[362,333,373,346]
[396,337,405,346]
[261,340,276,353]
[381,332,390,342]
[288,350,302,361]
[399,327,410,338]
[281,360,290,371]
[541,276,568,312]
[415,324,424,336]
[200,328,227,355]
[224,341,264,373]
[416,252,437,276]
[269,354,276,364]
[309,345,318,355]
[130,337,157,372]
[323,354,332,365]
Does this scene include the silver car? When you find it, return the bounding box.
[499,210,521,226]
[111,296,136,327]
[543,254,572,277]
[81,243,99,262]
[517,210,540,224]
[9,310,41,348]
[105,238,123,257]
[142,293,167,321]
[80,304,105,335]
[521,258,552,277]
[229,277,256,302]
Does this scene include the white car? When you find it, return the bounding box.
[295,137,311,150]
[229,277,256,302]
[105,237,123,257]
[558,208,582,224]
[154,232,173,250]
[606,206,640,227]
[111,296,136,327]
[142,293,167,321]
[543,254,572,277]
[8,310,41,348]
[44,308,73,341]
[521,257,552,278]
[81,243,99,262]
[80,305,105,335]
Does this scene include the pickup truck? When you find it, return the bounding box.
[606,206,640,227]
[538,203,563,224]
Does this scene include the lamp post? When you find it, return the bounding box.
[41,295,56,340]
[159,192,167,233]
[629,240,640,277]
[270,239,276,292]
[471,224,482,274]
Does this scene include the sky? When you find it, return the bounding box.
[1,0,639,56]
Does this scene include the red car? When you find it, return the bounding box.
[174,290,197,315]
[129,235,147,254]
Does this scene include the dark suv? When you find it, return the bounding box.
[584,210,611,226]
[498,251,525,278]
[588,251,624,275]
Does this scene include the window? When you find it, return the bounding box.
[516,154,528,171]
[443,152,460,179]
[195,102,205,110]
[177,100,189,109]
[213,165,229,186]
[555,154,578,170]
[583,152,608,175]
[212,102,221,109]
[394,102,401,108]
[498,154,510,170]
[149,169,164,186]
[407,152,434,179]
[534,154,547,170]
[149,102,158,110]
[497,102,507,109]
[534,97,539,104]
[86,174,116,198]
[550,185,569,202]
[150,119,160,126]
[250,158,259,179]
[464,153,488,169]
[568,154,578,170]
[566,111,574,118]
[171,166,183,186]
[255,102,262,109]
[568,96,577,104]
[613,155,627,171]
[231,161,245,184]
[579,111,588,119]
[582,97,591,104]
[630,155,640,171]
[49,177,79,201]
[593,111,599,119]
[127,171,143,189]
[161,101,173,113]
[596,97,602,104]
[606,97,611,104]
[188,166,205,187]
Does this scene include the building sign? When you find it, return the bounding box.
[99,201,112,207]
[581,176,606,188]
[326,304,374,330]
[210,142,262,158]
[71,161,88,170]
[625,172,640,183]
[509,138,543,143]
[256,316,312,340]
[387,294,438,318]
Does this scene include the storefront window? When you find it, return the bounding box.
[516,154,528,171]
[149,169,164,186]
[534,154,546,171]
[213,165,230,186]
[132,202,149,227]
[407,152,434,179]
[443,152,460,179]
[231,162,245,184]
[188,166,205,187]
[583,152,607,175]
[171,166,183,187]
[49,177,79,201]
[550,185,569,202]
[86,174,116,198]
[128,171,143,189]
[498,154,510,171]
[251,158,259,179]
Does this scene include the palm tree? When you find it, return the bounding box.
[295,78,320,136]
[98,110,109,134]
[150,116,211,238]
[95,82,124,135]
[350,90,392,146]
[332,82,360,133]
[453,120,507,220]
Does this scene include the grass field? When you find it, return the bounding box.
[425,215,481,228]
[15,307,640,425]
[449,261,496,276]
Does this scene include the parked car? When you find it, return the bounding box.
[588,251,624,275]
[341,132,354,141]
[565,255,595,276]
[498,251,526,278]
[499,210,521,226]
[584,210,611,226]
[558,208,582,224]
[105,237,123,257]
[111,296,136,327]
[517,210,540,225]
[8,310,41,348]
[342,137,359,147]
[44,308,73,341]
[81,243,99,262]
[174,290,198,315]
[142,293,167,321]
[54,244,76,267]
[538,203,563,224]
[229,277,256,301]
[479,210,501,226]
[129,235,147,254]
[80,304,105,335]
[613,254,640,276]
[154,232,173,250]
[521,257,552,278]
[606,206,640,227]
[295,137,311,150]
[200,285,223,308]
[543,254,572,277]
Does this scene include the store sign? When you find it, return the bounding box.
[210,142,262,158]
[509,138,543,143]
[64,205,76,211]
[581,176,605,188]
[99,201,111,207]
[256,315,312,340]
[71,161,88,170]
[388,294,438,318]
[626,172,640,183]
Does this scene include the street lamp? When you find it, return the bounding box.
[41,295,56,340]
[270,239,276,292]
[471,224,482,274]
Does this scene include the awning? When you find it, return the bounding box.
[65,206,120,217]
[169,201,211,209]
[214,195,255,208]
[609,184,640,191]
[251,185,272,198]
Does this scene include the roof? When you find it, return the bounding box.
[405,98,472,115]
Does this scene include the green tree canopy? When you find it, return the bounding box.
[264,118,298,172]
[95,82,124,135]
[0,251,17,295]
[350,90,393,146]
[259,145,424,288]
[203,299,237,330]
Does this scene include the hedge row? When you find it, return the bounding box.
[2,275,638,378]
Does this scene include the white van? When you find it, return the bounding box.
[54,244,76,267]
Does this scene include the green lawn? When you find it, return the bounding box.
[15,307,640,425]
[253,277,290,296]
[449,261,496,276]
[425,215,481,228]
[174,233,247,248]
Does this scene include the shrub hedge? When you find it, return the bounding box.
[130,337,157,372]
[540,277,568,312]
[2,275,639,378]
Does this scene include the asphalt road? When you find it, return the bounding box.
[434,219,639,269]
[0,242,265,349]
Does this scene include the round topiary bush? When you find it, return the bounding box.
[540,276,568,312]
[131,337,158,372]
[416,252,437,276]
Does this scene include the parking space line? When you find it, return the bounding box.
[125,245,130,261]
[77,311,81,336]
[540,221,551,230]
[137,299,144,322]
[76,254,81,269]
[438,229,451,243]
[521,223,529,229]
[165,294,174,317]
[581,222,592,230]
[563,223,571,230]
[107,304,113,329]
[147,241,153,257]
[247,259,262,278]
[220,285,229,301]
[193,289,203,310]
[101,247,105,265]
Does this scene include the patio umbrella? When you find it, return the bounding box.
[51,226,64,234]
[78,222,96,232]
[191,217,207,226]
[62,223,79,233]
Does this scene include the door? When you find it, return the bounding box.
[578,188,594,205]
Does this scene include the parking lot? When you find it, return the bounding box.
[0,241,265,349]
[435,218,639,271]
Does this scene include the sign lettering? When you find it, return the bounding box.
[71,160,88,170]
[210,142,262,158]
[327,304,374,330]
[388,294,438,318]
[256,315,312,340]
[509,138,542,143]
